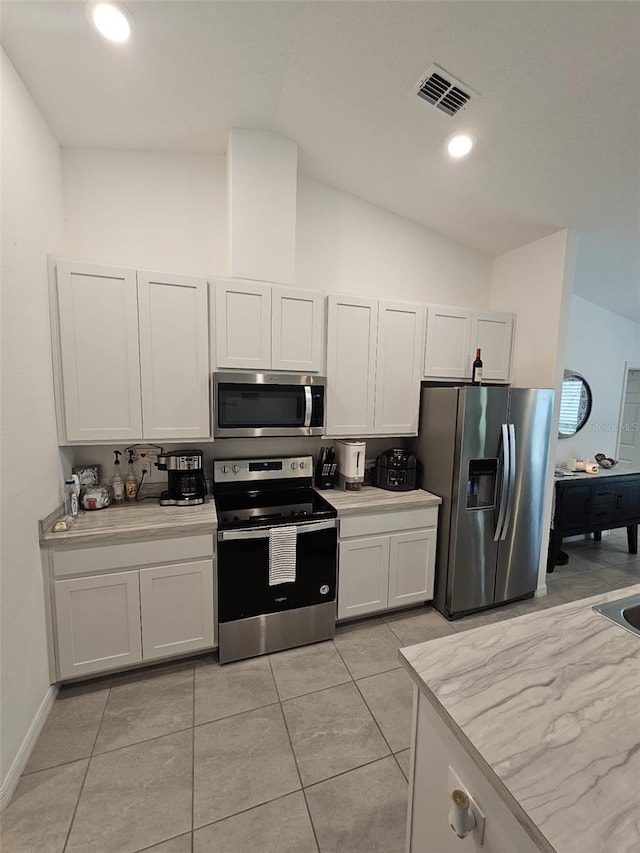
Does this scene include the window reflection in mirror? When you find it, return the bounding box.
[558,371,593,438]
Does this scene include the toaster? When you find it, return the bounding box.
[375,448,418,492]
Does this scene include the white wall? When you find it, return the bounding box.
[0,50,64,799]
[296,174,493,305]
[61,148,494,307]
[558,295,640,464]
[490,230,576,593]
[62,148,228,277]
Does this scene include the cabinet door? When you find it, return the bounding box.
[271,287,324,373]
[614,480,640,523]
[556,484,592,530]
[375,301,424,435]
[338,536,390,619]
[214,280,271,369]
[139,560,214,660]
[54,571,142,679]
[388,529,436,609]
[424,305,473,379]
[138,271,210,439]
[471,311,514,382]
[56,260,143,442]
[326,295,377,436]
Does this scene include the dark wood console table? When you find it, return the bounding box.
[547,471,640,573]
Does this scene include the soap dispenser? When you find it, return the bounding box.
[110,450,125,504]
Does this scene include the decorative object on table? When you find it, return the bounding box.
[584,461,599,474]
[594,453,617,469]
[81,483,112,510]
[72,465,100,488]
[314,446,336,489]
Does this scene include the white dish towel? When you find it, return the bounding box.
[269,525,297,586]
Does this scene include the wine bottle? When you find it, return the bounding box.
[472,348,483,385]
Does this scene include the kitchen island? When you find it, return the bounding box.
[400,584,640,853]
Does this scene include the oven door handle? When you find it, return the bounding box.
[303,385,312,428]
[218,519,337,541]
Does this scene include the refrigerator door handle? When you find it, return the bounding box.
[494,423,510,541]
[501,423,517,541]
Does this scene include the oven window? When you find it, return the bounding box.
[218,383,305,428]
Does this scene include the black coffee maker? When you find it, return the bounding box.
[156,450,207,506]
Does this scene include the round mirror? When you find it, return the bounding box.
[558,371,593,438]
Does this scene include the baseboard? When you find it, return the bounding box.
[535,584,548,598]
[0,684,59,811]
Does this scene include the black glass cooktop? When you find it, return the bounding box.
[214,487,337,529]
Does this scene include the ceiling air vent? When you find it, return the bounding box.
[416,63,478,117]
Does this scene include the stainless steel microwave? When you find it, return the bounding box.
[213,373,326,438]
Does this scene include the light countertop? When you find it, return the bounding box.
[555,463,640,480]
[400,583,640,853]
[317,485,441,515]
[40,498,218,547]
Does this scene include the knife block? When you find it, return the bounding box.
[314,460,337,490]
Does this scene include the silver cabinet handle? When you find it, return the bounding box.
[218,519,336,541]
[494,423,510,542]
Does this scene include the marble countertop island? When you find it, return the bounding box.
[400,584,640,853]
[318,485,441,515]
[40,498,218,547]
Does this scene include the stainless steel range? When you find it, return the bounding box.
[213,456,338,664]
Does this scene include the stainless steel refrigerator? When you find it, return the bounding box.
[416,386,554,619]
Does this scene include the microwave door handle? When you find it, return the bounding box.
[303,386,312,428]
[494,423,510,542]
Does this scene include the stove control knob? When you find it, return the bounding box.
[299,461,306,469]
[221,465,229,474]
[232,465,240,474]
[290,462,298,470]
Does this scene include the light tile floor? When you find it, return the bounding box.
[3,530,638,853]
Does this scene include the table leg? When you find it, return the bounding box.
[593,531,602,542]
[547,532,563,573]
[627,524,638,555]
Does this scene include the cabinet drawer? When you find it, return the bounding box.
[588,506,615,526]
[53,534,214,577]
[592,487,616,506]
[340,507,437,539]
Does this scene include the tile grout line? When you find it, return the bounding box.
[268,654,322,853]
[61,678,113,853]
[331,643,398,760]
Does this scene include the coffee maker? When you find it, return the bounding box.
[156,450,207,506]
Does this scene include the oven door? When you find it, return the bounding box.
[213,373,324,437]
[217,520,337,623]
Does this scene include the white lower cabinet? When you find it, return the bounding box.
[54,571,143,680]
[140,560,214,660]
[337,510,437,620]
[52,542,215,680]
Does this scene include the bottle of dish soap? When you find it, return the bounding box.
[110,450,125,504]
[125,450,138,501]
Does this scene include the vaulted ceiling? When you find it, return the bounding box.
[2,1,639,321]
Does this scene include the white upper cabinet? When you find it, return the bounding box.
[375,301,424,435]
[423,305,473,379]
[55,260,143,442]
[53,259,211,443]
[138,271,210,439]
[214,280,272,369]
[424,305,514,382]
[214,280,324,373]
[326,295,378,436]
[471,311,514,382]
[271,287,323,373]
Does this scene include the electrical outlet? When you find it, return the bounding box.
[448,766,486,846]
[126,444,162,482]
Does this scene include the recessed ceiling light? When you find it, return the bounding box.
[447,133,475,159]
[86,2,133,43]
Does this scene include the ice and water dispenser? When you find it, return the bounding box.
[466,459,498,510]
